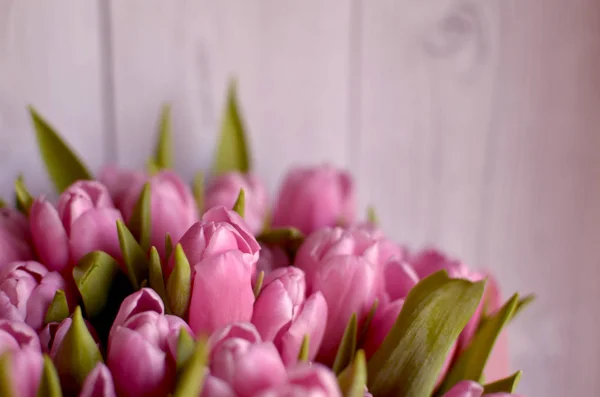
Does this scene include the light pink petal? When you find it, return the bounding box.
[10,349,43,397]
[211,338,252,384]
[363,299,404,359]
[203,374,237,397]
[384,259,419,301]
[25,271,66,330]
[0,292,23,323]
[0,319,41,352]
[69,208,123,265]
[231,342,287,397]
[251,280,294,341]
[208,323,262,357]
[202,206,260,254]
[286,362,342,397]
[441,380,484,397]
[109,288,164,345]
[29,199,69,272]
[80,363,116,397]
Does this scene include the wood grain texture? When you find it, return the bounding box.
[0,1,108,198]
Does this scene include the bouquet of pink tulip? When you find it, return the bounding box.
[0,83,532,397]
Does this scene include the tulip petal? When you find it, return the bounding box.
[80,363,116,397]
[69,208,123,265]
[441,380,483,397]
[231,342,287,396]
[109,288,164,346]
[362,299,404,359]
[251,280,294,341]
[384,260,419,301]
[203,374,237,397]
[29,199,69,272]
[286,362,342,397]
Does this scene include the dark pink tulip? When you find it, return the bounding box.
[39,317,100,357]
[362,299,404,358]
[30,181,123,272]
[0,320,43,397]
[275,362,342,397]
[384,258,419,301]
[205,171,269,234]
[0,261,69,330]
[119,170,198,257]
[441,380,524,397]
[80,363,116,397]
[0,207,34,270]
[272,165,356,235]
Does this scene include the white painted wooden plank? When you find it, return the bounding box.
[108,0,352,192]
[0,1,108,198]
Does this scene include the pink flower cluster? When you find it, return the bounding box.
[0,164,522,397]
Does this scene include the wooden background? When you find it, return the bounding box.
[1,1,599,395]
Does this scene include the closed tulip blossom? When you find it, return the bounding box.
[442,380,524,397]
[107,288,192,397]
[39,316,100,357]
[29,180,123,272]
[80,363,116,397]
[0,320,43,397]
[205,172,268,234]
[0,207,34,270]
[0,261,70,330]
[271,165,356,235]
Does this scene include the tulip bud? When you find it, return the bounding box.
[0,261,69,330]
[0,207,34,270]
[80,363,116,397]
[441,380,484,397]
[0,320,43,397]
[109,288,165,347]
[208,322,262,356]
[39,316,100,358]
[272,165,356,235]
[205,172,268,234]
[284,362,343,396]
[362,299,404,358]
[384,259,419,301]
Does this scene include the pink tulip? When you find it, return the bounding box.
[0,261,70,330]
[80,363,116,397]
[383,258,419,301]
[205,172,268,234]
[108,288,191,397]
[0,320,43,397]
[98,165,146,209]
[168,206,260,279]
[30,181,123,272]
[39,317,100,357]
[0,207,34,270]
[441,380,524,397]
[119,170,198,257]
[272,165,356,235]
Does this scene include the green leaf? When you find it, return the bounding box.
[117,220,149,290]
[73,251,120,318]
[29,106,92,193]
[149,247,170,313]
[483,370,522,394]
[298,335,310,362]
[192,171,205,214]
[153,104,173,170]
[233,189,245,217]
[358,299,379,346]
[0,198,6,208]
[146,159,160,176]
[15,175,33,214]
[44,290,70,324]
[167,244,191,317]
[128,183,152,252]
[54,307,103,394]
[366,270,485,397]
[173,337,208,397]
[253,271,265,299]
[257,227,304,246]
[37,354,63,397]
[367,206,378,225]
[0,353,14,397]
[212,81,251,175]
[176,328,195,373]
[438,294,519,393]
[511,294,535,321]
[338,350,367,397]
[333,313,358,375]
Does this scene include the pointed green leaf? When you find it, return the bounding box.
[253,271,265,299]
[73,251,120,318]
[128,183,152,251]
[0,353,14,397]
[0,198,6,208]
[338,350,367,397]
[153,104,173,170]
[367,206,378,225]
[483,370,522,394]
[45,290,70,324]
[257,227,304,246]
[333,313,358,375]
[167,244,191,317]
[15,176,33,214]
[54,307,103,393]
[366,270,485,397]
[37,354,63,397]
[511,294,535,321]
[439,294,519,393]
[233,188,245,217]
[149,247,169,313]
[358,299,379,346]
[298,335,310,362]
[192,171,205,214]
[212,81,251,175]
[173,337,208,397]
[165,233,174,261]
[176,328,195,373]
[117,220,149,290]
[146,159,160,176]
[29,106,92,193]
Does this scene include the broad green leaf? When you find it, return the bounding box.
[366,270,485,397]
[149,247,169,313]
[212,81,251,175]
[233,188,245,217]
[333,313,358,375]
[338,350,367,397]
[253,271,265,298]
[29,106,92,193]
[73,251,120,318]
[257,227,304,246]
[54,307,103,393]
[165,233,174,262]
[117,220,149,290]
[167,244,191,317]
[438,294,519,393]
[298,335,310,362]
[173,337,208,397]
[153,104,173,170]
[15,176,33,214]
[192,171,205,214]
[37,354,63,397]
[0,353,14,397]
[44,290,70,324]
[367,206,378,225]
[176,328,195,373]
[129,183,152,251]
[358,299,379,346]
[483,371,522,394]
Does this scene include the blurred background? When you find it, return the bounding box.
[1,1,599,395]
